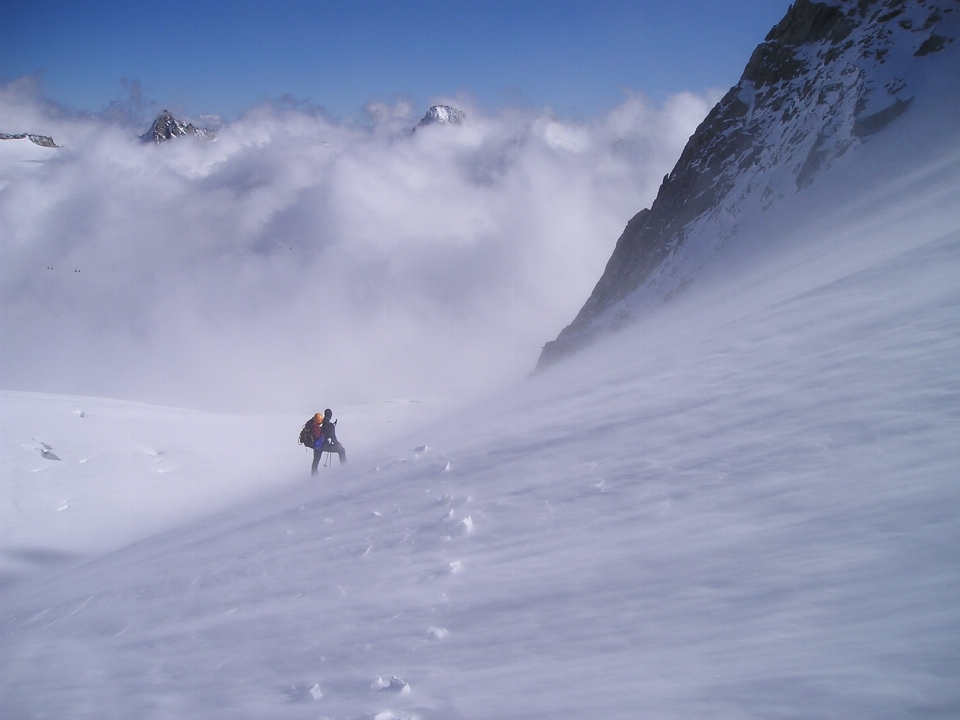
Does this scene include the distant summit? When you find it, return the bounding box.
[0,132,58,148]
[416,105,465,128]
[140,110,217,143]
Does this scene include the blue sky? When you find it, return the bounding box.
[2,0,791,122]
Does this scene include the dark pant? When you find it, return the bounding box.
[312,442,346,473]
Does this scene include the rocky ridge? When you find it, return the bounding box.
[140,110,217,143]
[0,133,58,148]
[537,0,958,369]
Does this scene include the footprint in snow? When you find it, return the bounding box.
[423,460,450,475]
[30,438,60,460]
[282,682,323,703]
[372,676,410,694]
[440,512,474,538]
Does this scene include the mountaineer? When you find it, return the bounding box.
[299,409,346,474]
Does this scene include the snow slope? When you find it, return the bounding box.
[0,135,58,190]
[0,393,454,586]
[2,94,959,718]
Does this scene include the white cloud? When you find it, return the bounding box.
[0,82,715,412]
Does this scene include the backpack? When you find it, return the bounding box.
[299,419,317,449]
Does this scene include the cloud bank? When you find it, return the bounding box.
[0,80,716,412]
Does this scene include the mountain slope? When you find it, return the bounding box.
[3,3,959,717]
[2,103,959,718]
[538,0,959,368]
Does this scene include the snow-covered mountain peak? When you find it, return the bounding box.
[537,0,959,369]
[417,104,465,128]
[140,109,217,143]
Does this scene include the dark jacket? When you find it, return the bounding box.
[321,417,339,445]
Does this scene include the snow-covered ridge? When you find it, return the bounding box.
[538,0,959,368]
[0,132,58,147]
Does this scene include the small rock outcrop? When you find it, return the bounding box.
[140,110,216,143]
[537,0,958,370]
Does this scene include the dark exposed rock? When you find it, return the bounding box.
[27,134,58,148]
[852,96,914,136]
[915,32,951,54]
[742,42,808,86]
[765,0,854,45]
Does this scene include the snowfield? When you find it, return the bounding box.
[2,110,959,718]
[0,394,453,585]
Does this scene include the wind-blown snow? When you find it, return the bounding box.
[0,81,714,411]
[0,392,454,584]
[2,101,958,718]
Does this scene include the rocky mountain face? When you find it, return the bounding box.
[0,133,58,148]
[417,104,465,128]
[140,110,217,143]
[537,0,958,370]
